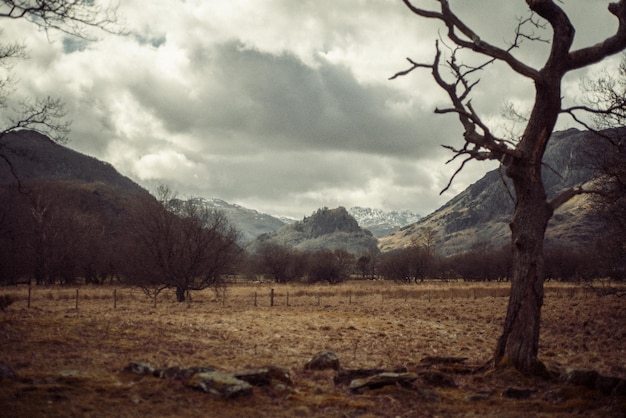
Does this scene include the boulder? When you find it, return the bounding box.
[304,351,340,371]
[187,371,253,398]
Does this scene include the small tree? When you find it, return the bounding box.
[394,0,626,374]
[258,242,306,283]
[126,187,241,302]
[307,249,355,285]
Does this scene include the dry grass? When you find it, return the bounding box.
[0,281,624,417]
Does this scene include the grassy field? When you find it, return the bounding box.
[0,280,624,417]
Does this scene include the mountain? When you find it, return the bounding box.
[252,207,379,255]
[378,128,607,255]
[190,197,286,243]
[0,129,155,238]
[0,130,146,195]
[348,207,421,237]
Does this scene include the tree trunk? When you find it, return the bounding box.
[176,286,186,303]
[494,157,553,375]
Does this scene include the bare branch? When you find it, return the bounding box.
[548,183,591,210]
[401,0,539,79]
[6,96,71,143]
[440,154,472,194]
[0,0,123,39]
[389,57,432,80]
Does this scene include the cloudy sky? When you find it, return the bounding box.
[3,0,623,218]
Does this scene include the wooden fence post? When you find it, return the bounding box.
[27,286,31,309]
[270,289,274,307]
[75,289,79,310]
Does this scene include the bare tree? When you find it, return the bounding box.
[258,242,306,283]
[126,187,242,303]
[578,59,626,280]
[393,0,626,374]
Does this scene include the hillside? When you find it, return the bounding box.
[189,198,286,243]
[0,130,146,195]
[252,207,379,255]
[0,130,153,230]
[379,128,608,255]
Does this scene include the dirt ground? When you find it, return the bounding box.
[0,281,624,417]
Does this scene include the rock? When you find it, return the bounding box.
[154,366,217,381]
[502,387,535,399]
[334,369,385,386]
[563,369,626,396]
[187,371,253,398]
[563,369,600,387]
[266,365,293,385]
[304,351,340,371]
[595,375,623,396]
[232,366,293,386]
[418,371,458,388]
[0,363,16,379]
[233,368,273,387]
[123,361,155,376]
[349,372,419,393]
[154,366,183,379]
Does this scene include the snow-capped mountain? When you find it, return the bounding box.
[192,199,421,242]
[348,207,422,237]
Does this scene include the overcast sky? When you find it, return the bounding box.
[4,0,623,218]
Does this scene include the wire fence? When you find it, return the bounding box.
[0,280,609,314]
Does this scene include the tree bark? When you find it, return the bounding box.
[495,160,553,374]
[494,77,559,374]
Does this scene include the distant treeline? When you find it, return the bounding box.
[0,182,623,301]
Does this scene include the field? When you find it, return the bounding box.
[0,281,625,417]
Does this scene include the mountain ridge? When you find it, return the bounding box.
[378,128,608,255]
[348,206,421,237]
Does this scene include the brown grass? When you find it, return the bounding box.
[0,281,624,417]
